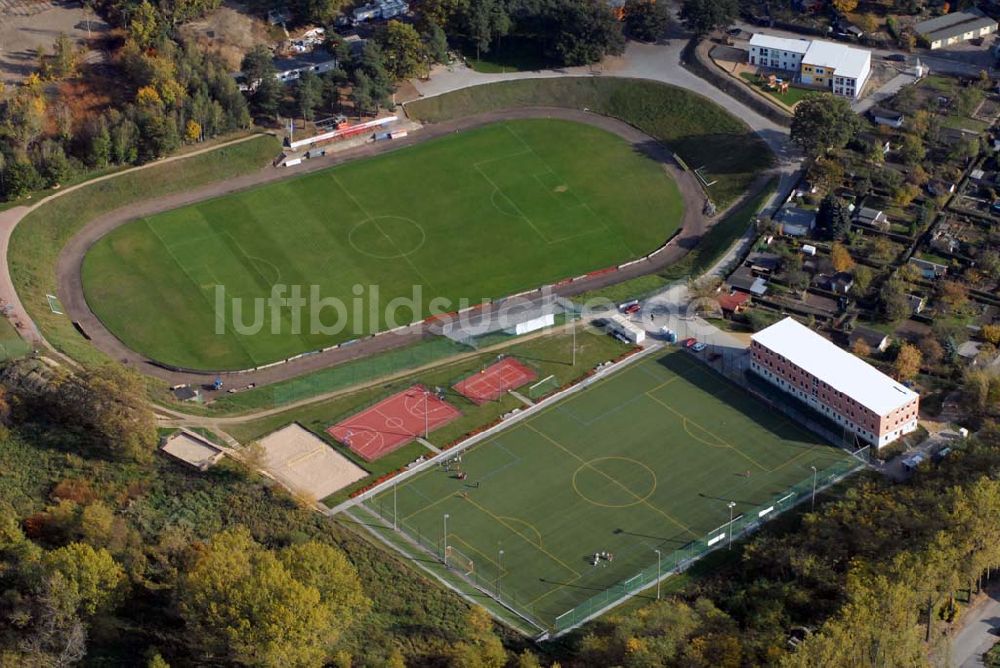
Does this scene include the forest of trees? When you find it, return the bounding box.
[0,0,638,203]
[0,358,533,666]
[0,6,251,201]
[415,0,626,66]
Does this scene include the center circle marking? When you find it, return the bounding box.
[572,457,657,508]
[348,216,426,259]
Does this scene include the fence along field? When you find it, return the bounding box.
[81,119,683,371]
[366,350,857,632]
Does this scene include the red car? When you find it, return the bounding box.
[624,303,642,315]
[684,337,698,349]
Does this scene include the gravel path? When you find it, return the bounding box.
[56,107,711,390]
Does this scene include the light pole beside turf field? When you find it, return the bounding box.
[424,390,430,440]
[727,501,736,551]
[393,483,398,531]
[654,549,661,600]
[811,466,817,511]
[571,312,577,367]
[443,513,450,566]
[497,548,504,599]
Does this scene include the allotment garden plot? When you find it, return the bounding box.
[81,119,683,370]
[367,350,856,630]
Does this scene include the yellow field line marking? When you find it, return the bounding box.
[770,444,826,473]
[498,516,544,547]
[645,392,769,473]
[449,534,505,574]
[523,423,697,539]
[681,418,728,448]
[525,574,582,607]
[400,490,460,522]
[647,375,681,393]
[461,494,582,578]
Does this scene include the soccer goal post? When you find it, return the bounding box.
[445,546,475,576]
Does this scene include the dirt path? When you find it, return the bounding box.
[56,107,713,391]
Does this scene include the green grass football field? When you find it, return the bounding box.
[81,119,683,370]
[368,350,855,629]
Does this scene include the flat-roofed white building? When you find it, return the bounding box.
[800,40,871,99]
[749,317,919,448]
[748,33,810,72]
[747,33,872,99]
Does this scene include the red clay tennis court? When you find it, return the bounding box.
[453,357,538,405]
[327,385,461,461]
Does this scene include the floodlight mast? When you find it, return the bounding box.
[497,547,504,599]
[654,549,662,600]
[811,465,818,511]
[443,513,450,565]
[728,501,736,550]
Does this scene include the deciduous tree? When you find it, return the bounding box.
[851,338,871,357]
[918,335,944,366]
[57,363,158,462]
[830,242,855,273]
[791,95,860,158]
[178,527,368,666]
[376,20,428,80]
[547,0,624,66]
[624,0,671,42]
[937,279,968,313]
[680,0,738,35]
[43,542,125,617]
[982,324,1000,346]
[893,343,922,380]
[880,278,909,320]
[851,264,873,298]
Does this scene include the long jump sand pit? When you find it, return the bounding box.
[258,423,368,500]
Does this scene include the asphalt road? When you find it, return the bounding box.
[952,586,1000,667]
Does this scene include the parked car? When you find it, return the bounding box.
[684,337,698,349]
[660,327,677,342]
[624,303,642,315]
[618,299,639,313]
[884,53,906,62]
[692,342,708,352]
[726,27,742,36]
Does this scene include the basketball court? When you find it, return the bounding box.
[453,357,538,404]
[327,385,461,461]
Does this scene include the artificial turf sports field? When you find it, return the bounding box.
[81,119,683,370]
[368,350,855,629]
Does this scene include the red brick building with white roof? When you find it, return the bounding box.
[749,318,919,448]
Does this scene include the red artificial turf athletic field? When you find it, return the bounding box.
[328,385,461,460]
[453,357,537,404]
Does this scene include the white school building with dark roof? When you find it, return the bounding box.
[749,317,919,448]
